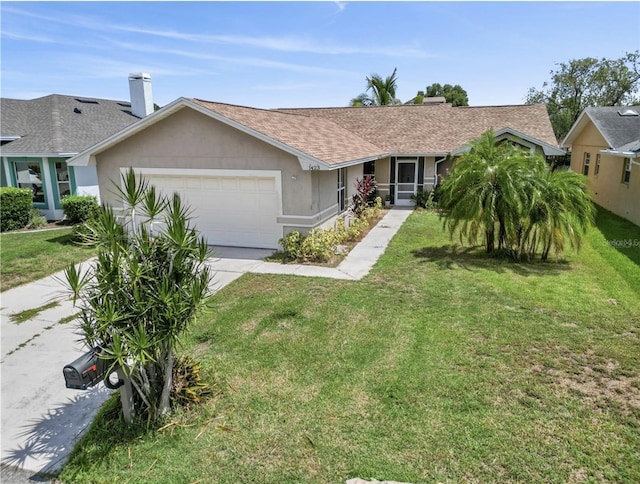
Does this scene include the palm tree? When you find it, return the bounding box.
[439,130,595,261]
[519,166,595,261]
[438,130,520,254]
[350,67,401,106]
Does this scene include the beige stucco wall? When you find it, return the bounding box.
[423,157,438,191]
[95,107,313,217]
[375,157,391,199]
[570,121,640,226]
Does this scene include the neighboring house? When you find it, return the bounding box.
[68,89,563,249]
[562,106,640,226]
[0,74,153,220]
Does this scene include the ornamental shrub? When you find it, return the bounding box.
[27,208,47,229]
[61,195,99,224]
[279,231,304,261]
[0,187,32,231]
[299,228,340,262]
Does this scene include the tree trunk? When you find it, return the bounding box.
[118,368,136,424]
[159,347,174,417]
[485,228,494,254]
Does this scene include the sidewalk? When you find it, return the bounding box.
[0,208,412,480]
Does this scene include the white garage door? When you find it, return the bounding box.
[144,172,281,249]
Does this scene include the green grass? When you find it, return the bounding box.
[10,301,59,324]
[0,227,96,290]
[59,210,640,483]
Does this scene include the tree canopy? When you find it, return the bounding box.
[525,51,640,141]
[350,67,401,106]
[420,83,469,106]
[438,130,595,261]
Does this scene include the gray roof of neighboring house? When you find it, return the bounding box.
[0,94,139,155]
[581,105,640,150]
[617,138,640,153]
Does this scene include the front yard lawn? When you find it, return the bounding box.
[60,209,639,483]
[0,228,96,291]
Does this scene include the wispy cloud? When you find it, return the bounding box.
[2,5,428,59]
[103,38,355,76]
[108,26,428,58]
[334,2,348,13]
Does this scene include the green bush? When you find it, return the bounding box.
[279,231,304,261]
[0,187,33,231]
[346,217,369,241]
[61,195,99,224]
[27,208,47,229]
[299,228,340,262]
[412,189,440,210]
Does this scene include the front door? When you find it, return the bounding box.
[395,160,417,206]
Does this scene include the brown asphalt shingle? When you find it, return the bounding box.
[277,103,559,154]
[191,99,385,165]
[193,99,558,165]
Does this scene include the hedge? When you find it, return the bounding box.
[0,187,33,231]
[61,195,99,224]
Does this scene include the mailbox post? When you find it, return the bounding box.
[63,347,135,423]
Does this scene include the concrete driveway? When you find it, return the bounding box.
[0,208,411,481]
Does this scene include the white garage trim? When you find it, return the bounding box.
[121,167,283,249]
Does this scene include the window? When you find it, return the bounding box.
[54,161,71,201]
[582,152,590,176]
[595,154,601,176]
[337,168,346,213]
[13,160,45,203]
[622,158,631,185]
[363,161,375,181]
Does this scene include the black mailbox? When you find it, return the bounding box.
[63,347,108,390]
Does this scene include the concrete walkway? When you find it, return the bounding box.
[0,208,412,481]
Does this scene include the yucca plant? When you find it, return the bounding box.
[65,168,212,424]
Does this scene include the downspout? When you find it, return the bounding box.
[434,156,448,186]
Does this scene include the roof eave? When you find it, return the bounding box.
[561,109,615,149]
[599,148,639,159]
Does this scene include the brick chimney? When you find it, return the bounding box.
[128,73,153,118]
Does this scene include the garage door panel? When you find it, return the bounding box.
[142,173,281,248]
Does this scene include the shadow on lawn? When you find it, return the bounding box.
[45,232,77,246]
[593,206,640,267]
[411,244,572,277]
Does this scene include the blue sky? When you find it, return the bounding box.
[1,2,638,108]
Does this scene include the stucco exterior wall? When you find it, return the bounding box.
[95,107,312,217]
[570,121,640,226]
[375,157,391,199]
[423,157,438,190]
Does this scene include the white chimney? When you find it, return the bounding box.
[128,72,154,118]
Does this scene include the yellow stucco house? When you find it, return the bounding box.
[562,106,640,226]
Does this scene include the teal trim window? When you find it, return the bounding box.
[48,158,71,209]
[9,157,48,208]
[337,168,346,213]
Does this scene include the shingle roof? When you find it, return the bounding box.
[0,94,138,154]
[276,103,559,154]
[191,99,385,164]
[584,105,640,149]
